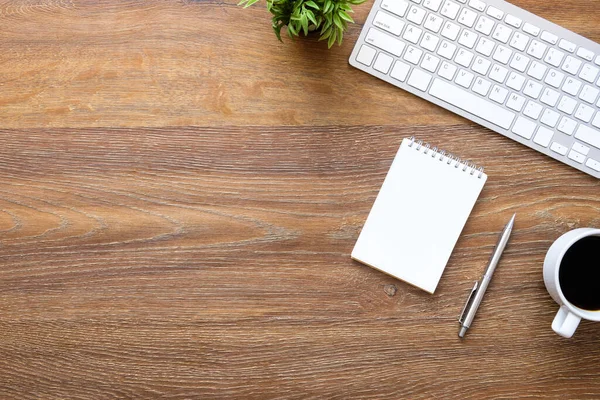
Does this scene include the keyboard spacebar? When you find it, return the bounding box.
[429,79,515,130]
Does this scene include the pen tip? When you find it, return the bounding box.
[509,213,516,226]
[458,327,467,338]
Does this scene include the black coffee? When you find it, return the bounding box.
[558,236,600,311]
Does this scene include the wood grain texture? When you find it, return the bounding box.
[0,0,599,399]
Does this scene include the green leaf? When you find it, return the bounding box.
[301,13,308,35]
[238,0,260,8]
[306,9,317,26]
[338,10,354,23]
[333,13,344,30]
[320,19,332,33]
[327,28,337,48]
[305,0,319,9]
[272,22,284,42]
[288,22,297,36]
[319,26,333,40]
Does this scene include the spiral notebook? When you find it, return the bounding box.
[352,137,487,293]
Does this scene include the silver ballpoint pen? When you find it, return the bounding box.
[458,213,516,338]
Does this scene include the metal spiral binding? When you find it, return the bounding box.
[407,136,484,178]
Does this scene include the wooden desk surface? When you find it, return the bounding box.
[1,1,599,398]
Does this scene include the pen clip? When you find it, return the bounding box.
[458,281,479,324]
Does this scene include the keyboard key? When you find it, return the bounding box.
[527,61,547,80]
[575,103,595,122]
[523,101,543,119]
[523,80,542,98]
[576,47,594,62]
[403,25,423,44]
[526,40,547,59]
[593,112,600,128]
[421,54,441,72]
[562,56,582,75]
[562,77,582,96]
[557,116,577,135]
[489,85,508,103]
[373,11,405,36]
[404,45,424,64]
[506,92,526,111]
[423,0,443,11]
[544,48,565,67]
[557,96,577,114]
[475,16,494,35]
[455,69,475,87]
[367,29,407,57]
[512,116,536,139]
[424,13,444,32]
[544,69,565,88]
[559,39,576,53]
[580,85,600,104]
[506,72,526,91]
[504,14,522,29]
[489,64,508,83]
[475,37,495,56]
[440,0,460,19]
[421,33,440,51]
[441,21,461,40]
[486,6,504,20]
[510,54,530,72]
[407,6,427,24]
[407,68,432,90]
[550,142,568,155]
[540,31,558,45]
[573,142,590,156]
[411,0,422,3]
[586,158,600,172]
[455,49,474,67]
[509,32,529,52]
[381,0,410,17]
[492,45,512,64]
[492,25,512,43]
[429,78,515,129]
[458,30,478,48]
[472,56,491,75]
[356,45,377,66]
[374,53,394,73]
[391,61,411,81]
[533,126,554,147]
[458,8,477,27]
[540,88,560,107]
[575,124,600,149]
[579,64,599,83]
[540,109,560,127]
[468,0,486,11]
[522,23,540,36]
[595,55,600,66]
[437,40,457,59]
[568,149,586,163]
[439,61,457,80]
[473,77,492,96]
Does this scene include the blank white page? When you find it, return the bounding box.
[351,138,487,293]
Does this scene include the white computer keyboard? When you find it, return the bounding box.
[350,0,600,179]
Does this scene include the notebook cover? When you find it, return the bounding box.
[351,138,487,293]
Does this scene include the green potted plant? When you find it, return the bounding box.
[239,0,365,48]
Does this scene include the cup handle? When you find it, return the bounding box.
[552,305,581,338]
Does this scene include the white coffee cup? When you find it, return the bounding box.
[543,228,600,338]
